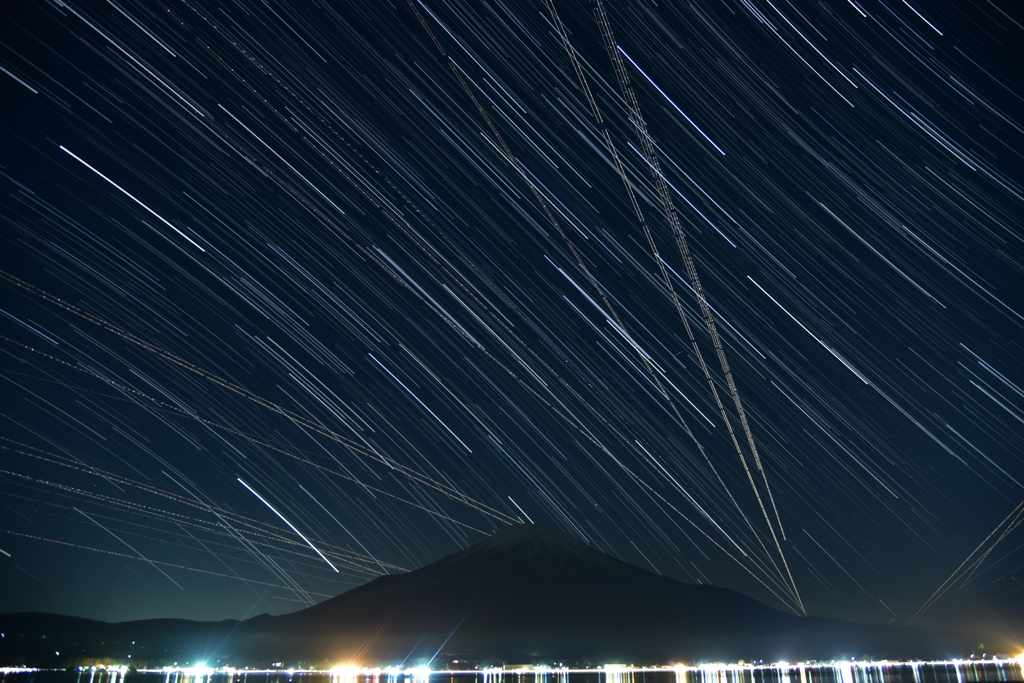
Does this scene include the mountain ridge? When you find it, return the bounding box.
[0,524,996,666]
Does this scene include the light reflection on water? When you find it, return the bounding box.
[1,661,1023,683]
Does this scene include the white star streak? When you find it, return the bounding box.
[237,477,339,573]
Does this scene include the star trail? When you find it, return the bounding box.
[1,0,1022,628]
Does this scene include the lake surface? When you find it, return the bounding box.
[2,661,1023,683]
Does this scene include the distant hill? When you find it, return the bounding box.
[0,524,994,667]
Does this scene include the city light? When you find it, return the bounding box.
[120,657,1024,682]
[330,664,363,676]
[182,663,212,677]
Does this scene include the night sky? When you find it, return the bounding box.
[1,0,1023,629]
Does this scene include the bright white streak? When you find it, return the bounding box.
[237,478,339,573]
[901,0,943,34]
[747,277,869,383]
[1,66,38,93]
[616,46,726,155]
[507,496,534,523]
[59,146,206,252]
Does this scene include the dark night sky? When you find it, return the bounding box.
[1,0,1023,629]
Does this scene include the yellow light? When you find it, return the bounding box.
[331,664,362,676]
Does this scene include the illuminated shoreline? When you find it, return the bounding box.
[115,657,1024,678]
[4,659,1024,683]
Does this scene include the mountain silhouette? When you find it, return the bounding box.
[0,525,987,666]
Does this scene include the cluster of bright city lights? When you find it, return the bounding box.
[129,655,1024,680]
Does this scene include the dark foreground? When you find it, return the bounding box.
[0,526,1013,667]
